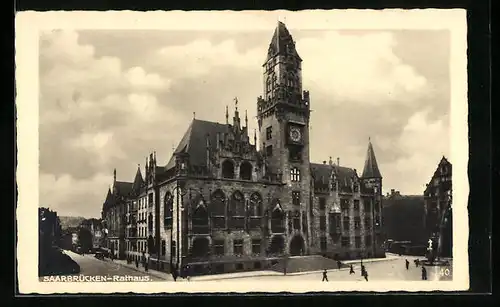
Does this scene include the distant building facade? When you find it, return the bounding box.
[101,22,385,275]
[80,218,104,250]
[423,156,452,258]
[383,190,427,249]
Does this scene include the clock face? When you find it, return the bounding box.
[289,127,302,142]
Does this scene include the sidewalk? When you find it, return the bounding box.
[103,253,403,282]
[188,254,403,281]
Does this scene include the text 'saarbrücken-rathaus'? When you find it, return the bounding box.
[101,22,385,275]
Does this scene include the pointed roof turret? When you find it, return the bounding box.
[362,138,382,178]
[103,187,115,211]
[132,164,144,194]
[265,21,302,64]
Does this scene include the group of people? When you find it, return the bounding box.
[321,260,368,282]
[322,258,429,282]
[406,259,428,280]
[350,262,369,281]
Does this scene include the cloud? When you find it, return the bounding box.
[39,30,180,185]
[40,172,113,218]
[381,109,449,194]
[155,39,263,79]
[297,32,427,105]
[40,30,171,104]
[38,28,450,217]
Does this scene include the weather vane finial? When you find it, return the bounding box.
[234,97,238,110]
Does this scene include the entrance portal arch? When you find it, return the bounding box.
[289,235,305,256]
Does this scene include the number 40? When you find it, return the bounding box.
[440,268,451,276]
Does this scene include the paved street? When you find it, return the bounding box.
[39,251,452,283]
[41,250,166,281]
[188,255,453,282]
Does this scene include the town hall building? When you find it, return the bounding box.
[101,22,385,275]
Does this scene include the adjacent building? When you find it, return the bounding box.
[80,218,104,250]
[423,156,452,258]
[383,190,427,254]
[101,22,385,275]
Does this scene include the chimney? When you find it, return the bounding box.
[337,157,340,166]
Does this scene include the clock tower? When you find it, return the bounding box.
[257,21,312,254]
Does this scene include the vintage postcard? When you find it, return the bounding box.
[16,9,469,294]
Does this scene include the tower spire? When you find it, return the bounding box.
[362,139,382,178]
[225,105,229,124]
[245,110,248,127]
[233,97,240,129]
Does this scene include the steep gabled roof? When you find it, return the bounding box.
[103,188,114,211]
[311,163,357,187]
[362,140,382,178]
[265,21,302,63]
[166,119,230,169]
[114,181,133,197]
[131,166,144,194]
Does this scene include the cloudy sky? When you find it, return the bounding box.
[38,13,451,218]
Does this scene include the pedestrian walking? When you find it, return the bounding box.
[361,264,366,276]
[405,259,409,270]
[145,256,149,272]
[363,270,369,281]
[322,269,329,282]
[415,259,420,267]
[337,260,342,269]
[349,264,355,274]
[421,266,427,280]
[135,257,139,268]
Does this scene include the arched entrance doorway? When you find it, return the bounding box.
[269,235,285,255]
[289,235,305,256]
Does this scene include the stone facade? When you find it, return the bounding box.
[100,22,385,275]
[423,156,452,258]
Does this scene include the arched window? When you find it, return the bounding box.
[249,193,263,229]
[266,77,271,94]
[164,192,173,228]
[222,160,235,179]
[271,202,285,233]
[291,167,301,182]
[192,200,209,234]
[239,161,252,180]
[211,190,226,229]
[230,191,245,230]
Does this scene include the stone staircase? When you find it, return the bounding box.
[270,255,347,274]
